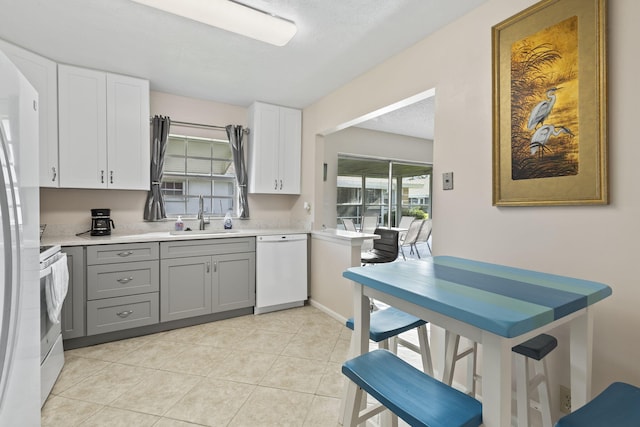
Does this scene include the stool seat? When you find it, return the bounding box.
[342,349,482,427]
[512,333,558,360]
[346,306,427,342]
[555,382,640,427]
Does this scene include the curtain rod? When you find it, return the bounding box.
[151,118,250,134]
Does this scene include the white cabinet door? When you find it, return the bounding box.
[58,64,108,188]
[248,102,280,193]
[278,106,302,194]
[58,65,149,190]
[106,74,150,190]
[248,102,301,194]
[0,39,59,187]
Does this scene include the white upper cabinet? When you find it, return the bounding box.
[58,64,149,190]
[0,39,59,187]
[248,101,301,194]
[106,73,150,190]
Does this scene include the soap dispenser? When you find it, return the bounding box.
[224,211,233,229]
[175,216,184,231]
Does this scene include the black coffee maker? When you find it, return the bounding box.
[91,208,115,236]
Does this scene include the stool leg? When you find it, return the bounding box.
[442,331,460,385]
[466,341,478,397]
[342,381,362,427]
[515,354,532,427]
[416,324,434,376]
[535,359,553,427]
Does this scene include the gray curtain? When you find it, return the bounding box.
[143,115,171,221]
[226,125,249,219]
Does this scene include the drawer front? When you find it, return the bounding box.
[87,242,159,265]
[87,260,159,300]
[160,237,255,259]
[86,293,159,336]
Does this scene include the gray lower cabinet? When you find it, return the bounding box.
[160,238,256,322]
[87,293,159,335]
[61,246,86,339]
[86,242,160,335]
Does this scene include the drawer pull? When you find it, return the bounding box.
[116,310,133,318]
[118,251,134,257]
[117,276,134,284]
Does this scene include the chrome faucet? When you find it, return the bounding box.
[197,195,209,230]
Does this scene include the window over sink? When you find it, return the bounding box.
[161,134,236,217]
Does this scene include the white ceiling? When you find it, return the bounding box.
[0,0,485,139]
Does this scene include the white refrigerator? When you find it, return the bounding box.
[0,50,41,425]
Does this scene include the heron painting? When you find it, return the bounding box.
[509,16,579,180]
[492,0,607,206]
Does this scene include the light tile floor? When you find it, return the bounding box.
[42,244,433,427]
[42,305,353,427]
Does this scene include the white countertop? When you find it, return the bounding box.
[42,228,309,247]
[310,228,379,246]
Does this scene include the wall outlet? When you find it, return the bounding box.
[559,385,571,414]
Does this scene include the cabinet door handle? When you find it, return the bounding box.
[117,251,133,257]
[110,170,114,184]
[206,261,210,273]
[117,276,133,284]
[274,179,278,190]
[51,167,57,182]
[214,261,217,273]
[280,179,283,190]
[116,310,133,318]
[101,170,105,184]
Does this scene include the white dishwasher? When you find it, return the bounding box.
[255,234,308,314]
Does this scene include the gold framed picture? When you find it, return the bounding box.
[492,0,607,206]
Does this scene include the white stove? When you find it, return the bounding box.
[39,244,66,406]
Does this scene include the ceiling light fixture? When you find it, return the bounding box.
[131,0,297,46]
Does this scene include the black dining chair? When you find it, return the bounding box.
[361,228,399,264]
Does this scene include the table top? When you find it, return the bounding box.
[343,256,612,338]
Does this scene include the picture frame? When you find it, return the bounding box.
[492,0,607,206]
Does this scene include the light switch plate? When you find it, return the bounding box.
[443,172,453,190]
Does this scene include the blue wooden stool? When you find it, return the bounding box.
[512,333,557,427]
[342,349,482,427]
[345,306,432,374]
[555,382,640,426]
[342,306,433,426]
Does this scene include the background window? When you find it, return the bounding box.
[336,156,431,228]
[162,134,236,217]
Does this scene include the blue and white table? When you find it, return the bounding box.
[343,256,612,426]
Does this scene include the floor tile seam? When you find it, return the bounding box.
[45,394,107,424]
[63,351,136,364]
[274,353,332,367]
[209,380,259,427]
[154,415,210,427]
[49,361,115,395]
[278,350,333,363]
[59,363,158,406]
[227,391,314,427]
[108,375,211,419]
[198,375,268,392]
[95,404,165,421]
[299,394,341,426]
[149,364,213,378]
